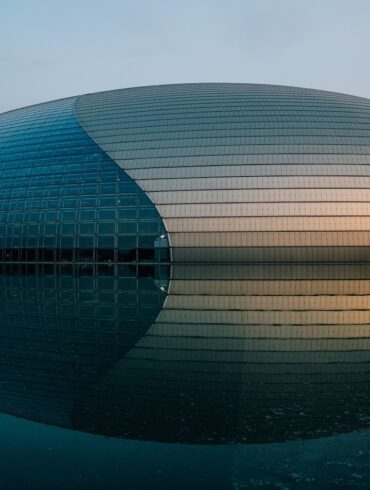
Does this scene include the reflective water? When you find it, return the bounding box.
[1,415,370,489]
[1,262,370,488]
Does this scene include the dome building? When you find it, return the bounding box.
[2,83,370,266]
[1,84,370,443]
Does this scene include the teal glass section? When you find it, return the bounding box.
[0,96,169,426]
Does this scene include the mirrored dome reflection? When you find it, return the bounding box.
[0,262,169,429]
[1,262,370,444]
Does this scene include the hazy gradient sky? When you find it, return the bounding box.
[1,0,370,113]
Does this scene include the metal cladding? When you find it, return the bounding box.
[75,83,370,263]
[1,84,370,443]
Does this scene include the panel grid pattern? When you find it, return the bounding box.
[76,83,370,263]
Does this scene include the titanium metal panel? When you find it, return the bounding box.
[75,84,370,262]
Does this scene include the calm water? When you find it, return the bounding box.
[1,262,370,488]
[1,413,370,489]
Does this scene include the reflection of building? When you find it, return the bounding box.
[0,262,370,443]
[1,84,370,443]
[73,263,370,444]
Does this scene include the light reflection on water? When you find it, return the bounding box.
[1,262,370,488]
[1,413,370,489]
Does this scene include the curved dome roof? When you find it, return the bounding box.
[1,85,370,445]
[75,83,370,263]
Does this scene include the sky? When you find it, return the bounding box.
[1,0,370,113]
